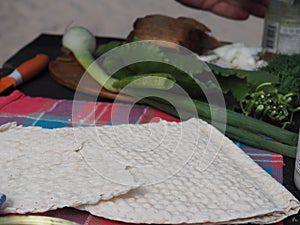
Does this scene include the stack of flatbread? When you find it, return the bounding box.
[0,119,299,224]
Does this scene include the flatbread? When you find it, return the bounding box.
[76,119,300,224]
[0,123,137,214]
[1,119,299,224]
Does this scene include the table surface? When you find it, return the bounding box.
[0,34,299,225]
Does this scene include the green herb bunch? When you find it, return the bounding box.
[238,54,300,128]
[240,83,300,128]
[259,54,300,105]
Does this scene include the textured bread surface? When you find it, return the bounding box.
[77,119,300,224]
[0,123,137,214]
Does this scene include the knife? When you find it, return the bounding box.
[0,54,49,94]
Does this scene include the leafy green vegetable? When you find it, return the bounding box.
[112,73,175,89]
[208,63,279,103]
[164,52,209,76]
[94,40,126,57]
[259,54,300,105]
[100,41,168,75]
[94,37,141,57]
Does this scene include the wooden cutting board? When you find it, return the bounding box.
[48,53,137,102]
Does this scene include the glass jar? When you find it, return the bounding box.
[262,0,300,55]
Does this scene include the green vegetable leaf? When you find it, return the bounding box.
[103,41,167,71]
[208,63,279,102]
[94,40,126,57]
[217,76,249,100]
[164,52,210,76]
[112,73,175,89]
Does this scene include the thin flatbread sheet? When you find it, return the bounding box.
[75,119,300,224]
[0,123,137,214]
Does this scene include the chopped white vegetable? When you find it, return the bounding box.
[198,43,267,70]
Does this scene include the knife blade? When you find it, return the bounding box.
[0,54,49,94]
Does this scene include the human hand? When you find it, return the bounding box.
[176,0,270,20]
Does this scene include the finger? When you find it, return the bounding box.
[226,0,269,18]
[176,0,251,20]
[210,1,250,20]
[241,0,269,18]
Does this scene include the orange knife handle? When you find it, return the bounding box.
[16,54,49,83]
